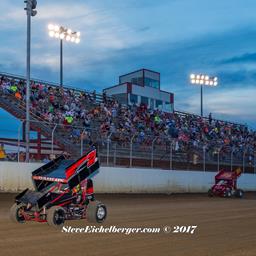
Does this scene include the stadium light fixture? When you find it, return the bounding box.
[48,24,80,44]
[48,24,81,86]
[190,73,219,117]
[24,0,38,162]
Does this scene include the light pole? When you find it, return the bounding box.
[48,24,80,86]
[24,0,37,162]
[190,73,218,117]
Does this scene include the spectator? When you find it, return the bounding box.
[209,113,212,125]
[0,143,6,160]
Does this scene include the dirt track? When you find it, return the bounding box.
[1,193,256,256]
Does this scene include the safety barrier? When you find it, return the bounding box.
[1,162,256,193]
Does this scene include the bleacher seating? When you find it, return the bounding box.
[0,72,255,171]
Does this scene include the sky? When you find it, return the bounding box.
[0,0,256,135]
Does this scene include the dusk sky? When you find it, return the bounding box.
[0,0,256,134]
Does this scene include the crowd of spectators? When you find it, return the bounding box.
[98,102,255,162]
[0,75,99,143]
[0,75,255,164]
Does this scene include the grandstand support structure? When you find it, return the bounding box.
[0,91,80,157]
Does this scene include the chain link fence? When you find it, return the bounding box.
[0,120,255,173]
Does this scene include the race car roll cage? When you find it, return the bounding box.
[14,149,100,223]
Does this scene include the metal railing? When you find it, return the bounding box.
[0,123,255,173]
[0,71,113,104]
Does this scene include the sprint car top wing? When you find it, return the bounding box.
[215,168,242,181]
[31,150,99,191]
[66,149,99,189]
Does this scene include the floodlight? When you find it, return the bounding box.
[190,74,195,79]
[190,72,219,117]
[54,25,60,32]
[49,31,55,37]
[47,23,81,89]
[48,24,54,30]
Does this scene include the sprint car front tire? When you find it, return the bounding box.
[47,206,66,228]
[86,201,107,223]
[235,189,244,198]
[10,203,26,223]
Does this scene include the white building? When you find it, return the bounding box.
[103,69,174,112]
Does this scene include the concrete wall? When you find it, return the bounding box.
[1,162,256,193]
[0,162,42,191]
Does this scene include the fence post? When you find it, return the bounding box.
[217,146,223,172]
[217,148,221,172]
[151,137,158,168]
[170,139,173,170]
[106,132,113,166]
[231,148,235,171]
[17,120,24,162]
[97,143,101,162]
[114,143,117,166]
[203,145,206,172]
[254,151,256,174]
[130,134,136,168]
[51,124,57,156]
[242,146,248,173]
[80,129,86,156]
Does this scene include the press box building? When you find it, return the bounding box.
[103,69,174,112]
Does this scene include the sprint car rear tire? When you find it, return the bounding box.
[224,189,232,198]
[235,189,244,198]
[47,206,66,228]
[86,201,107,223]
[10,203,26,223]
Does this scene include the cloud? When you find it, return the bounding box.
[220,52,256,64]
[0,0,256,129]
[180,86,256,127]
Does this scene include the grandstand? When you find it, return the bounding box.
[0,72,255,173]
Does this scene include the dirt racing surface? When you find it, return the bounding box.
[1,193,256,256]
